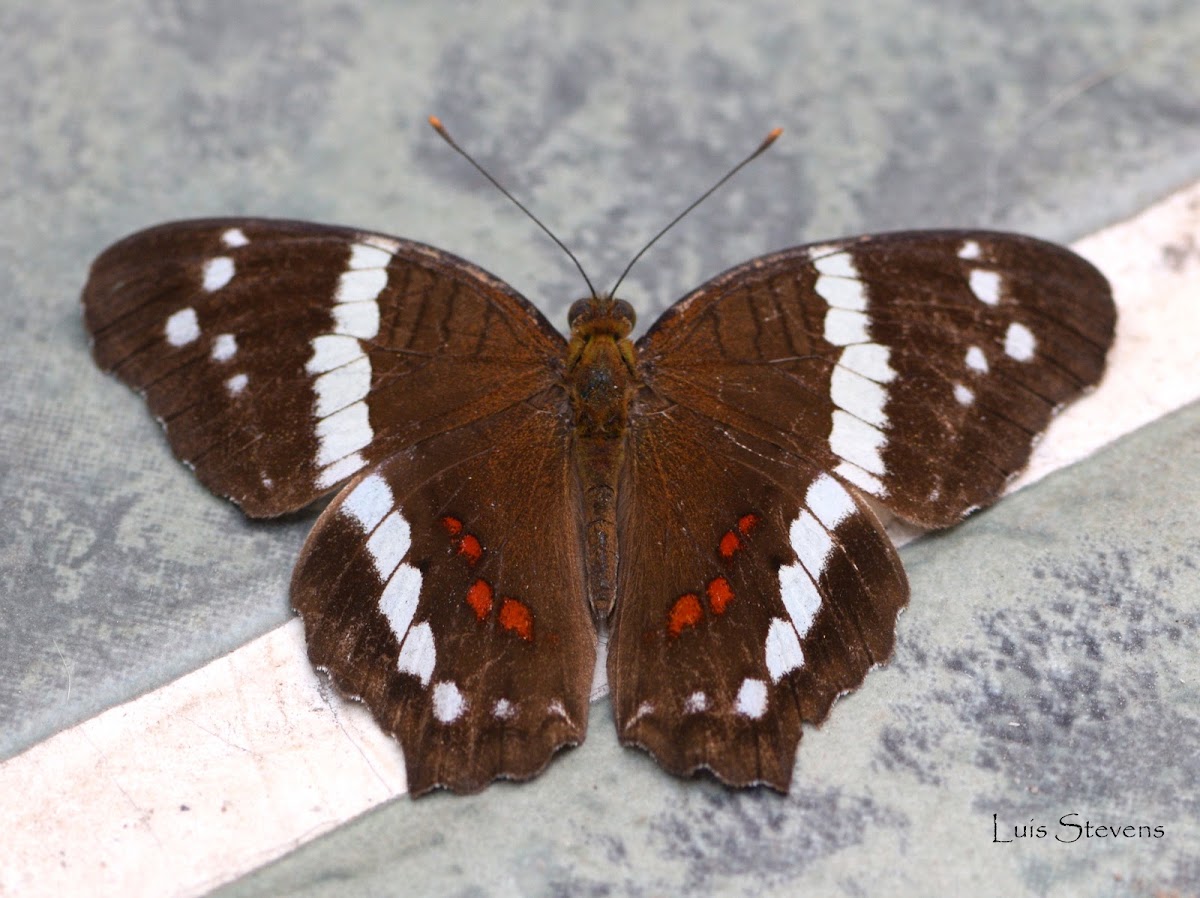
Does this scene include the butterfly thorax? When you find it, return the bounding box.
[564,295,639,618]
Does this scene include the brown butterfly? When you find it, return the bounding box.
[81,122,1114,795]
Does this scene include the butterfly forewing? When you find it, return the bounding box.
[637,231,1114,527]
[608,402,906,788]
[292,391,594,795]
[83,219,565,516]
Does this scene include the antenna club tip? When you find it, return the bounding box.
[428,115,445,131]
[768,127,783,140]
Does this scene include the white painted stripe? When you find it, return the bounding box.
[969,269,1001,305]
[379,563,422,645]
[812,250,858,278]
[211,333,237,361]
[829,410,887,474]
[341,473,393,531]
[954,383,975,406]
[958,239,981,260]
[965,345,989,373]
[336,269,388,304]
[306,335,365,374]
[1005,321,1036,361]
[224,373,248,396]
[834,460,886,496]
[432,682,465,723]
[790,510,834,577]
[332,302,381,340]
[348,243,393,270]
[734,678,768,719]
[683,691,707,713]
[396,621,436,685]
[831,364,889,427]
[314,355,372,418]
[806,473,856,530]
[221,227,249,248]
[164,308,199,346]
[316,452,366,489]
[778,560,823,638]
[365,510,411,581]
[838,343,896,383]
[0,620,406,898]
[202,257,235,292]
[823,308,870,345]
[764,617,804,681]
[315,401,373,467]
[815,275,867,311]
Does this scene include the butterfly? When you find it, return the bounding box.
[81,126,1115,796]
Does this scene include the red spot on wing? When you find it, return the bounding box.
[707,577,734,614]
[737,513,760,535]
[667,593,703,638]
[440,516,463,536]
[498,598,534,641]
[458,534,483,565]
[718,531,742,560]
[465,579,493,620]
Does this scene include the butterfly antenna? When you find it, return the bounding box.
[429,116,599,299]
[607,127,783,299]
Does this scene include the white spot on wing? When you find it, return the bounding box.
[360,234,401,254]
[548,700,569,719]
[332,302,380,340]
[221,227,249,248]
[314,355,372,418]
[965,345,989,373]
[812,250,858,278]
[829,410,887,474]
[396,621,435,685]
[834,460,886,495]
[837,343,896,383]
[969,269,1001,305]
[815,275,867,311]
[958,240,981,260]
[165,308,200,346]
[831,364,889,427]
[806,473,855,530]
[211,333,237,361]
[341,473,393,531]
[379,563,422,649]
[765,617,805,681]
[1005,322,1036,361]
[954,383,975,406]
[790,511,834,577]
[778,561,822,640]
[315,401,372,466]
[432,681,466,723]
[348,243,393,270]
[316,452,366,489]
[225,373,248,396]
[202,257,235,292]
[735,678,768,719]
[630,701,654,725]
[823,309,870,346]
[492,698,515,720]
[684,692,708,714]
[306,335,365,374]
[336,268,387,304]
[366,510,411,580]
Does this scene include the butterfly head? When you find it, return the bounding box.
[567,295,636,340]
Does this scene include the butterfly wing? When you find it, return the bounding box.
[609,231,1113,787]
[636,231,1115,527]
[292,389,595,795]
[607,402,906,788]
[83,218,566,516]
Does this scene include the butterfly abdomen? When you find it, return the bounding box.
[565,297,640,617]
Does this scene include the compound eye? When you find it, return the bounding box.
[612,299,637,329]
[567,298,592,327]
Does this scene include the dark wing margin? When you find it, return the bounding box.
[292,390,594,795]
[83,218,566,516]
[636,230,1115,528]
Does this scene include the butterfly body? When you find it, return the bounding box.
[83,217,1114,795]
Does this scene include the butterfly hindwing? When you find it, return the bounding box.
[608,402,906,788]
[292,391,595,795]
[83,218,565,516]
[637,230,1115,527]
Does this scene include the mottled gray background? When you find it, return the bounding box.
[1,0,1198,895]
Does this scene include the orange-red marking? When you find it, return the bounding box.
[667,593,704,637]
[718,530,742,560]
[457,533,483,565]
[498,598,534,641]
[440,516,463,536]
[737,513,760,535]
[465,578,493,620]
[707,577,734,614]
